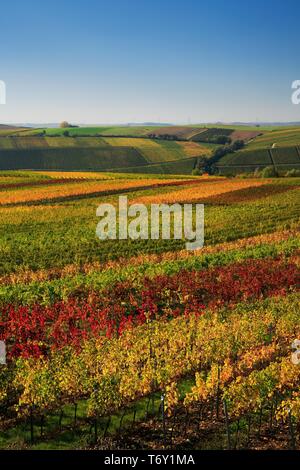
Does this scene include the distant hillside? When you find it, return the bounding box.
[0,125,29,136]
[0,135,210,173]
[17,126,160,137]
[231,121,300,127]
[0,147,147,172]
[16,125,261,143]
[247,127,300,149]
[2,124,300,175]
[0,124,29,130]
[215,146,300,175]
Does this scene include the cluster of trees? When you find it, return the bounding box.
[59,121,79,135]
[148,133,180,141]
[59,121,78,129]
[191,140,246,175]
[211,140,245,161]
[209,135,232,145]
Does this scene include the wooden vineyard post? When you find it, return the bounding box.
[30,407,34,445]
[216,363,220,420]
[247,415,252,448]
[198,403,203,431]
[146,396,151,418]
[184,408,190,437]
[40,415,44,438]
[103,415,111,439]
[234,418,240,450]
[74,402,77,426]
[288,410,296,450]
[59,409,63,431]
[161,394,166,447]
[118,409,126,433]
[94,418,98,444]
[223,399,231,450]
[257,405,263,438]
[170,410,177,448]
[131,406,137,427]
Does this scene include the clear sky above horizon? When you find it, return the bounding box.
[1,0,300,124]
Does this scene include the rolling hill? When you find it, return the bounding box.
[0,134,212,173]
[215,146,300,175]
[247,127,300,149]
[1,124,300,175]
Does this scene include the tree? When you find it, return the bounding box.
[231,140,245,151]
[213,135,232,145]
[60,121,70,128]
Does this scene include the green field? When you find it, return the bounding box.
[18,126,160,137]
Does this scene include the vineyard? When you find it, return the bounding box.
[0,136,211,174]
[216,146,300,175]
[0,169,299,450]
[3,0,300,458]
[2,124,300,177]
[247,127,300,149]
[213,126,300,176]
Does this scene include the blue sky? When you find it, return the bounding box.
[0,0,300,124]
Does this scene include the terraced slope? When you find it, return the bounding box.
[102,137,210,162]
[0,136,110,149]
[215,146,300,175]
[110,156,198,174]
[0,136,210,173]
[146,126,207,140]
[0,147,148,171]
[5,125,300,175]
[247,127,300,149]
